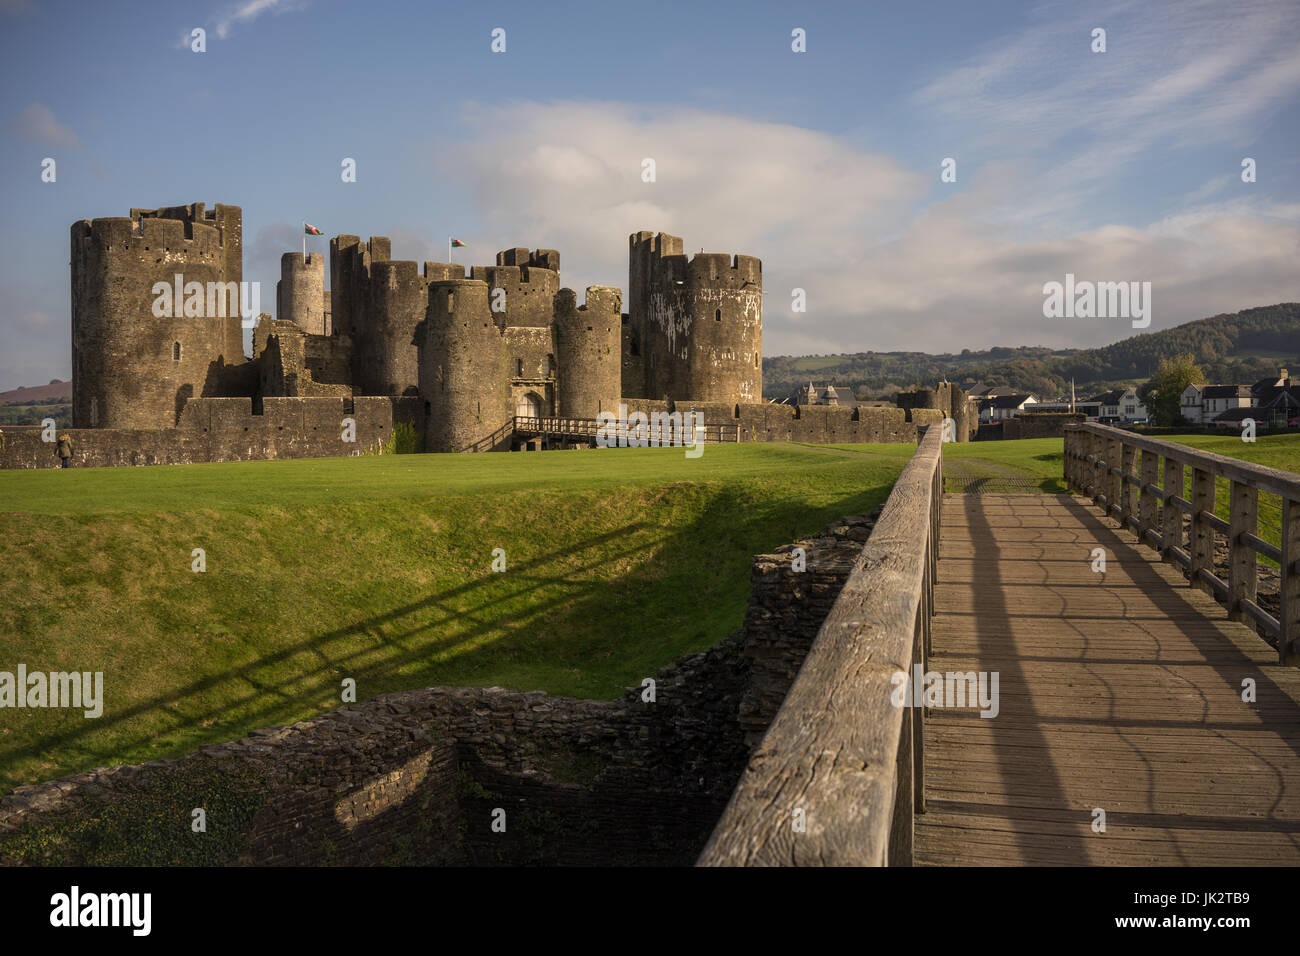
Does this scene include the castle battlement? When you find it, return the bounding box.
[65,201,762,451]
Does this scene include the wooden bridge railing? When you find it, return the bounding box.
[513,415,740,444]
[698,424,944,866]
[1064,422,1300,663]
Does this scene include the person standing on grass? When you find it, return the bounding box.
[56,432,73,468]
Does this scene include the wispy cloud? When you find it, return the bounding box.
[213,0,304,39]
[9,102,79,148]
[178,0,307,46]
[912,0,1300,231]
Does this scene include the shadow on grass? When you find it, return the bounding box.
[2,483,894,790]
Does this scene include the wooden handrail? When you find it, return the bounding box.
[698,425,943,866]
[1064,422,1299,663]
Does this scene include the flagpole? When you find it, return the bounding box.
[302,221,306,260]
[448,236,451,264]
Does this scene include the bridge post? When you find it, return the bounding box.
[1227,481,1258,629]
[1139,449,1159,543]
[1161,455,1184,561]
[1119,443,1137,530]
[1190,468,1217,596]
[1107,438,1123,521]
[1283,499,1299,664]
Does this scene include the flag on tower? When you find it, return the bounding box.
[304,223,323,236]
[450,238,466,247]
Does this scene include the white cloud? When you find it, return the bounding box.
[9,102,79,148]
[430,100,1300,355]
[213,0,304,39]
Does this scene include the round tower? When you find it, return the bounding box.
[278,252,325,335]
[360,259,427,396]
[421,279,509,452]
[554,287,622,419]
[71,203,244,429]
[682,252,763,404]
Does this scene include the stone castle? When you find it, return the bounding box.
[0,199,953,469]
[67,202,763,454]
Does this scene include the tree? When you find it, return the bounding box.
[1144,353,1204,426]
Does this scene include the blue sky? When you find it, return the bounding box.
[2,0,1298,389]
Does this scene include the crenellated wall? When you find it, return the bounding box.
[0,397,395,468]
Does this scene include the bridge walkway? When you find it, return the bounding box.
[915,492,1300,865]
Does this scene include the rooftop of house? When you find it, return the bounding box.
[983,393,1037,409]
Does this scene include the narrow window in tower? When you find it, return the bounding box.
[447,292,454,313]
[173,341,181,361]
[715,309,722,321]
[517,358,523,377]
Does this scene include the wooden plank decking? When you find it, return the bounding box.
[916,493,1300,866]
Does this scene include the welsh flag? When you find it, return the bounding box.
[450,238,466,247]
[304,223,323,236]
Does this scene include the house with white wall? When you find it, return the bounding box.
[1180,384,1253,424]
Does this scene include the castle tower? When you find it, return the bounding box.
[469,249,560,328]
[554,287,621,419]
[358,259,427,397]
[627,231,762,405]
[420,279,509,452]
[329,235,390,340]
[71,203,246,428]
[277,252,326,335]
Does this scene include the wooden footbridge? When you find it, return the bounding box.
[701,423,1300,866]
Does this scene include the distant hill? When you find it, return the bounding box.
[1,379,71,404]
[763,303,1300,400]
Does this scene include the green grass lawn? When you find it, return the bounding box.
[811,437,1069,492]
[0,442,906,791]
[1160,432,1300,564]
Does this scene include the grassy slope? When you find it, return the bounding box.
[0,443,904,791]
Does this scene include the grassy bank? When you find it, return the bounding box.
[0,442,904,791]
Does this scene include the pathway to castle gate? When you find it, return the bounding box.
[915,493,1300,865]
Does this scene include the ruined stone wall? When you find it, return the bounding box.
[0,516,874,866]
[1002,412,1083,439]
[0,397,394,469]
[261,329,352,399]
[303,332,354,387]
